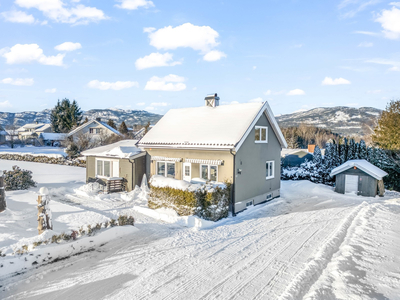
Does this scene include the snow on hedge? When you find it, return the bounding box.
[149,175,226,192]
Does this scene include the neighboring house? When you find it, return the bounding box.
[133,125,153,140]
[281,148,313,167]
[67,118,123,142]
[17,122,52,141]
[39,133,67,146]
[330,159,387,197]
[81,140,147,193]
[138,94,287,214]
[0,131,7,143]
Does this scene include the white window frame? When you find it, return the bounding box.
[90,128,102,134]
[95,158,119,178]
[266,160,274,180]
[200,164,218,182]
[156,161,176,178]
[255,126,268,143]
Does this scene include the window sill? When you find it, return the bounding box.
[255,141,268,143]
[266,176,274,180]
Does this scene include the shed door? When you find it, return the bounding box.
[345,175,358,194]
[112,161,119,178]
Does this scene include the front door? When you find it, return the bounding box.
[183,163,191,182]
[345,175,358,194]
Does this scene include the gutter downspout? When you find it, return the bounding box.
[230,148,236,217]
[128,158,135,192]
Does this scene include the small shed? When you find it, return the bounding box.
[81,140,148,193]
[330,159,388,197]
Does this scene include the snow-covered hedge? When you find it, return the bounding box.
[148,176,230,222]
[0,153,85,167]
[3,166,36,191]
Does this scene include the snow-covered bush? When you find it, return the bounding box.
[3,166,36,191]
[65,143,80,158]
[148,176,230,221]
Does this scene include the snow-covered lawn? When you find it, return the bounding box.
[1,160,400,299]
[0,145,67,158]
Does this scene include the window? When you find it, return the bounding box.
[96,159,115,177]
[255,126,268,143]
[157,161,175,178]
[266,161,274,180]
[201,165,218,181]
[90,128,102,134]
[184,165,190,177]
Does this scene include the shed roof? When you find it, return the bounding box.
[330,159,388,180]
[81,139,142,159]
[39,133,67,140]
[67,119,123,137]
[138,102,287,151]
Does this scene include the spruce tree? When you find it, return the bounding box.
[313,145,323,165]
[339,138,348,164]
[107,119,117,130]
[50,99,82,133]
[358,140,367,160]
[372,99,400,150]
[118,121,129,135]
[347,139,356,160]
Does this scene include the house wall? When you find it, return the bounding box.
[145,148,234,183]
[70,122,116,141]
[334,168,378,197]
[85,156,137,192]
[234,112,282,212]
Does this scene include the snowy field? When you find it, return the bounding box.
[0,146,67,158]
[1,160,400,299]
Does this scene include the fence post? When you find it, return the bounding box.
[0,170,5,212]
[37,187,53,234]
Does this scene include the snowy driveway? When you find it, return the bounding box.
[3,181,400,299]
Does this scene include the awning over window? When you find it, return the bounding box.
[185,158,224,165]
[151,156,182,162]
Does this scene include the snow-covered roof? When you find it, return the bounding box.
[0,131,8,135]
[67,119,123,137]
[36,124,52,132]
[330,159,388,180]
[81,140,143,159]
[139,102,287,151]
[17,123,48,131]
[39,133,67,140]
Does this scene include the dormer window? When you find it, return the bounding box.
[255,126,268,143]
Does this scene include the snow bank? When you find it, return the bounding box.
[149,175,226,192]
[133,206,214,229]
[0,226,138,279]
[0,146,67,158]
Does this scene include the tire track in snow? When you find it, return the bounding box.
[158,210,322,300]
[200,208,351,300]
[278,202,368,300]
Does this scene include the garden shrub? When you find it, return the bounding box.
[3,166,36,191]
[148,183,230,222]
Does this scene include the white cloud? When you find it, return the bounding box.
[375,6,400,39]
[15,0,108,25]
[150,102,169,106]
[338,0,380,18]
[137,102,145,106]
[135,52,181,70]
[321,77,351,85]
[147,23,220,53]
[365,58,400,71]
[0,100,12,108]
[358,42,373,47]
[87,80,139,90]
[45,88,57,93]
[55,42,82,51]
[264,90,271,95]
[203,50,227,62]
[294,44,303,48]
[1,10,35,23]
[367,89,382,94]
[249,97,263,103]
[115,0,154,10]
[145,106,154,111]
[1,77,34,86]
[253,66,257,70]
[389,2,400,7]
[353,30,379,36]
[143,27,156,33]
[1,44,65,66]
[145,74,186,91]
[286,89,305,96]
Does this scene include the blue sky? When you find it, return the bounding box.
[0,0,399,116]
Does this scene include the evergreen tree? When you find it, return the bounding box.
[313,145,323,165]
[358,140,367,160]
[118,121,129,135]
[347,139,356,160]
[50,99,82,133]
[372,99,400,150]
[144,121,151,134]
[83,117,89,124]
[332,139,340,167]
[339,138,348,164]
[107,119,117,130]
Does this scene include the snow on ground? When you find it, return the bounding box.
[0,160,400,299]
[0,145,67,158]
